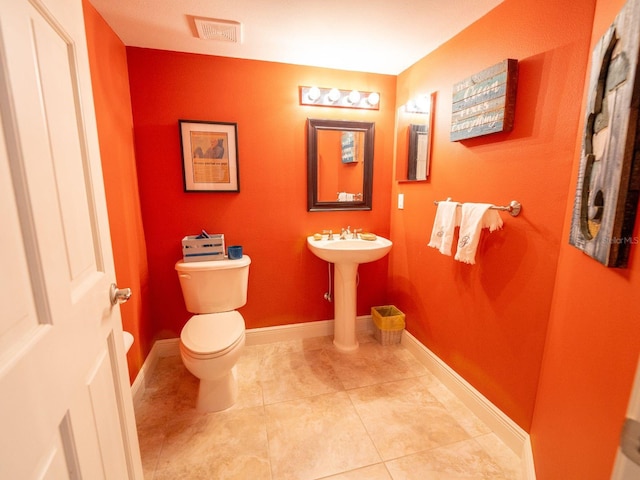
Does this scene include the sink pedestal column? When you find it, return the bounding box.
[332,262,359,352]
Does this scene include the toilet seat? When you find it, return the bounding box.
[180,311,245,359]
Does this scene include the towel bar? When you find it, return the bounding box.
[433,199,522,217]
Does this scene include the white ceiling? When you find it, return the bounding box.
[89,0,503,75]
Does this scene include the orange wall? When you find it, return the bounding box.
[390,0,597,432]
[82,0,152,381]
[125,48,396,340]
[530,0,640,477]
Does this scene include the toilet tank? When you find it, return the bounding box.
[175,256,251,313]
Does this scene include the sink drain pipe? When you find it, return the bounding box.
[324,262,332,302]
[323,263,359,302]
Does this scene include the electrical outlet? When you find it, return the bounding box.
[398,193,404,209]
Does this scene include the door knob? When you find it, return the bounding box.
[110,283,132,306]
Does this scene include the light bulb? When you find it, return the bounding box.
[405,100,416,112]
[348,90,361,104]
[415,95,429,113]
[327,88,341,103]
[307,86,321,102]
[367,92,380,106]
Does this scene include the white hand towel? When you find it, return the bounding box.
[454,203,503,264]
[428,201,460,255]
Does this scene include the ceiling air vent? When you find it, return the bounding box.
[193,17,242,43]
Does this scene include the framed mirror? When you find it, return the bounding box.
[395,93,434,182]
[407,124,430,180]
[307,118,374,211]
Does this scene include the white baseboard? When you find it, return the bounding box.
[522,436,537,480]
[131,319,535,478]
[400,330,536,479]
[131,338,180,406]
[130,355,151,407]
[245,315,373,345]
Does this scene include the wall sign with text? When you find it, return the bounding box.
[450,59,518,142]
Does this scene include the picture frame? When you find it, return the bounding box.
[568,0,640,267]
[179,120,239,192]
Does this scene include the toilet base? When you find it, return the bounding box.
[196,366,238,413]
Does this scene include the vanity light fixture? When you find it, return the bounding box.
[299,86,380,110]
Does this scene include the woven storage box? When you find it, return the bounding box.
[372,305,405,345]
[182,234,225,262]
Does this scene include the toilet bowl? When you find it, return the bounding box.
[175,256,251,412]
[180,311,246,412]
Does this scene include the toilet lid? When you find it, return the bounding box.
[181,311,245,355]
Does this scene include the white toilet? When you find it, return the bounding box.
[175,256,251,412]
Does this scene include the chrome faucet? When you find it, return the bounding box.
[340,226,351,240]
[323,229,334,240]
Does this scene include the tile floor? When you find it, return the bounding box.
[135,333,523,479]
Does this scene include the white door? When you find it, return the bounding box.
[611,355,640,479]
[0,0,143,478]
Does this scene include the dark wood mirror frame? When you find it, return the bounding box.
[307,118,375,211]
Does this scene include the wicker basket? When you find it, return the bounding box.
[372,305,405,346]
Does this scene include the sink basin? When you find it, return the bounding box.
[307,234,393,352]
[306,235,392,264]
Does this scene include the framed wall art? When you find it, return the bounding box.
[568,0,640,267]
[450,59,518,142]
[179,120,239,192]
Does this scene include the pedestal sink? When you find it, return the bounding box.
[307,234,392,352]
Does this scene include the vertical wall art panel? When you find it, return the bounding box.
[569,0,640,267]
